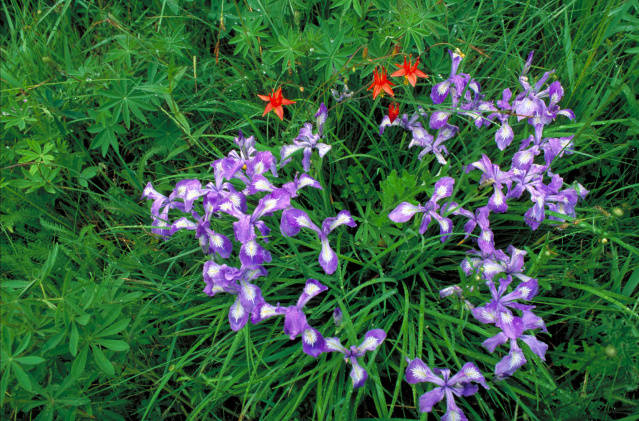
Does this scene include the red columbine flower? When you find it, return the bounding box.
[258,87,295,120]
[391,56,428,87]
[367,67,395,99]
[388,102,399,123]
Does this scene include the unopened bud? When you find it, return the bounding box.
[612,207,623,217]
[604,345,617,358]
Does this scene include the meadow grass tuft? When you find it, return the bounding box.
[1,0,637,419]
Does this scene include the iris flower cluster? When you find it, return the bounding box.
[141,48,586,414]
[142,104,385,389]
[382,50,587,417]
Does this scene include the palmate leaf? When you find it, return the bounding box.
[312,30,353,82]
[87,110,126,157]
[229,16,269,58]
[98,79,158,129]
[269,29,305,73]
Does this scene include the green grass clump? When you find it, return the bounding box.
[1,0,638,420]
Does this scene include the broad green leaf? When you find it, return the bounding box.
[92,345,115,376]
[69,323,79,357]
[96,339,130,352]
[98,318,130,337]
[71,346,88,379]
[15,356,45,365]
[12,362,32,392]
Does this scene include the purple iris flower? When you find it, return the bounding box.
[405,359,488,418]
[487,88,515,150]
[280,208,356,274]
[142,182,186,237]
[512,52,575,143]
[203,177,247,217]
[232,189,291,266]
[169,215,232,258]
[280,103,331,171]
[431,50,471,107]
[471,277,541,328]
[252,279,328,357]
[482,311,548,379]
[467,155,512,213]
[458,81,498,129]
[281,173,322,198]
[469,208,495,256]
[212,132,277,185]
[379,111,421,136]
[211,131,257,182]
[408,123,458,164]
[332,307,343,326]
[541,136,575,167]
[388,177,456,241]
[462,245,531,282]
[429,111,451,130]
[202,261,268,331]
[324,329,386,389]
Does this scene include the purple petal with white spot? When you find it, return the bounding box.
[238,280,264,310]
[521,335,548,360]
[495,121,514,150]
[432,177,455,202]
[280,144,305,168]
[318,238,338,274]
[239,240,271,266]
[502,279,539,302]
[254,190,291,219]
[497,311,525,339]
[247,175,275,195]
[302,327,326,357]
[297,278,328,308]
[478,228,495,255]
[316,143,331,158]
[349,357,368,389]
[322,210,357,234]
[251,302,285,324]
[418,388,445,413]
[431,212,453,242]
[389,202,422,223]
[494,342,526,379]
[429,111,450,130]
[405,358,443,385]
[357,329,386,353]
[488,186,508,213]
[280,208,321,237]
[283,307,308,339]
[229,297,249,331]
[442,405,468,421]
[172,179,204,212]
[315,103,328,136]
[482,332,508,353]
[324,337,347,354]
[419,212,433,235]
[471,303,499,325]
[431,81,451,104]
[209,231,232,259]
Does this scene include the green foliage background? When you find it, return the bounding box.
[1,0,638,420]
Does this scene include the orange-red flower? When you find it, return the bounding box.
[258,87,295,120]
[389,102,399,123]
[367,67,395,99]
[391,56,428,87]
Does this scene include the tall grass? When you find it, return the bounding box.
[1,0,637,419]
